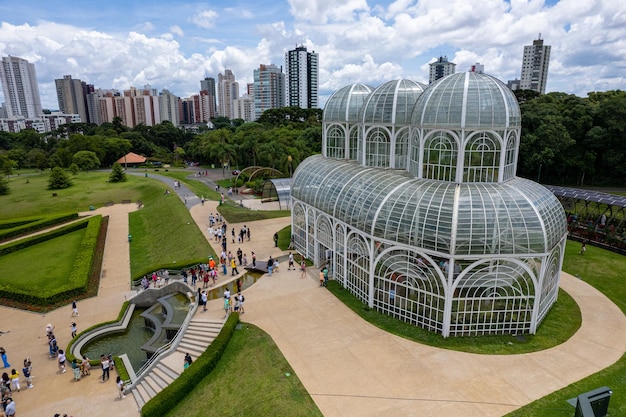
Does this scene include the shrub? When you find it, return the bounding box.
[109,162,127,183]
[48,167,73,189]
[0,175,8,195]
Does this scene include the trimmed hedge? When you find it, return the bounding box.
[132,258,211,283]
[141,313,240,417]
[0,215,103,306]
[0,212,79,242]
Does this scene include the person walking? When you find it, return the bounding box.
[300,260,307,279]
[70,322,77,338]
[288,252,295,270]
[579,241,587,255]
[71,300,79,317]
[22,360,33,389]
[9,369,19,392]
[237,292,245,314]
[58,350,67,373]
[231,258,239,276]
[201,291,208,312]
[273,232,279,247]
[0,347,9,368]
[251,252,256,267]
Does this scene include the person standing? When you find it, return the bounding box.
[323,266,329,286]
[231,258,239,276]
[71,300,79,317]
[267,256,274,275]
[242,253,248,266]
[319,269,325,287]
[9,369,19,392]
[0,347,9,368]
[237,248,243,265]
[22,360,33,389]
[288,252,295,270]
[116,376,126,398]
[237,292,245,314]
[4,397,15,417]
[223,296,230,318]
[579,241,587,255]
[273,232,279,247]
[201,291,208,312]
[251,252,256,267]
[101,354,110,381]
[58,350,67,373]
[70,322,77,338]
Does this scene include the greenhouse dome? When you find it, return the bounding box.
[323,83,373,160]
[293,71,567,337]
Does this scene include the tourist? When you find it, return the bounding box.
[237,248,243,265]
[116,376,126,398]
[71,360,81,381]
[231,258,239,276]
[3,397,15,417]
[201,291,208,312]
[1,372,10,392]
[319,269,325,287]
[9,369,19,392]
[100,354,110,381]
[242,253,248,266]
[22,359,33,388]
[237,292,245,314]
[579,241,587,255]
[300,260,307,279]
[58,350,66,373]
[323,266,329,286]
[267,256,274,275]
[0,347,9,368]
[288,252,295,270]
[251,252,256,267]
[223,296,230,318]
[273,232,279,247]
[80,356,91,376]
[71,300,79,317]
[70,322,77,338]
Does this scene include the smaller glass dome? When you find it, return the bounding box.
[361,79,427,125]
[412,72,521,129]
[323,84,374,123]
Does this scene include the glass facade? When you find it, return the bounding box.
[293,72,568,337]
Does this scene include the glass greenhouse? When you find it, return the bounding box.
[292,72,568,337]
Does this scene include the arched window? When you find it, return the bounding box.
[423,132,457,181]
[326,125,345,159]
[365,127,390,168]
[349,126,360,161]
[395,129,410,170]
[463,132,500,182]
[503,132,517,181]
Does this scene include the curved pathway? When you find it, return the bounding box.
[3,170,626,416]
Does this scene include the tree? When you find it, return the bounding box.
[109,162,126,182]
[26,148,48,171]
[69,163,80,176]
[0,154,16,176]
[72,150,101,171]
[0,174,9,195]
[48,167,72,189]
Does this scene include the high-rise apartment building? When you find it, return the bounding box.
[55,75,89,123]
[285,45,319,109]
[0,56,43,118]
[520,36,551,94]
[217,69,239,119]
[429,56,456,84]
[253,64,285,120]
[200,77,217,120]
[233,94,255,122]
[159,89,180,126]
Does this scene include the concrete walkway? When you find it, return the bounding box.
[3,173,626,416]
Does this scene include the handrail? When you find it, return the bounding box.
[125,292,198,391]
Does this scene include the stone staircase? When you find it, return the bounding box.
[130,317,225,410]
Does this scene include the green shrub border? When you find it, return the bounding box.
[132,258,212,283]
[0,215,102,307]
[0,212,79,242]
[141,313,240,417]
[66,300,131,380]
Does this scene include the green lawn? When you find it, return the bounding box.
[1,170,151,218]
[164,323,323,417]
[0,228,85,292]
[144,169,220,201]
[505,241,626,416]
[129,188,215,278]
[217,199,291,223]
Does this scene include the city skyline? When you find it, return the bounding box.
[0,0,623,110]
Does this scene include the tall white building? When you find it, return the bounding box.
[233,94,255,122]
[159,89,180,126]
[428,56,456,84]
[520,36,551,94]
[253,64,285,120]
[0,56,43,118]
[285,45,319,109]
[217,69,239,119]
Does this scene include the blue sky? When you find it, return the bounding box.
[0,0,623,110]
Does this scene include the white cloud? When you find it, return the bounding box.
[288,0,369,24]
[190,8,218,29]
[169,25,184,37]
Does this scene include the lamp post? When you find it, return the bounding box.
[288,155,293,177]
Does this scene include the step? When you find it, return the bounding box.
[140,379,157,399]
[189,318,224,326]
[185,328,220,338]
[134,383,152,405]
[187,323,223,332]
[131,387,146,410]
[177,342,206,356]
[184,333,215,344]
[156,362,179,381]
[143,374,166,395]
[152,366,175,385]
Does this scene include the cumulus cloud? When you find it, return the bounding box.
[0,0,624,109]
[190,8,218,29]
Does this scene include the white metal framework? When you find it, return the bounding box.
[292,72,568,337]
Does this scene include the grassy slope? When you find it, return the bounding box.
[164,324,323,417]
[505,241,626,416]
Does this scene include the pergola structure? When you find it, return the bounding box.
[291,72,568,337]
